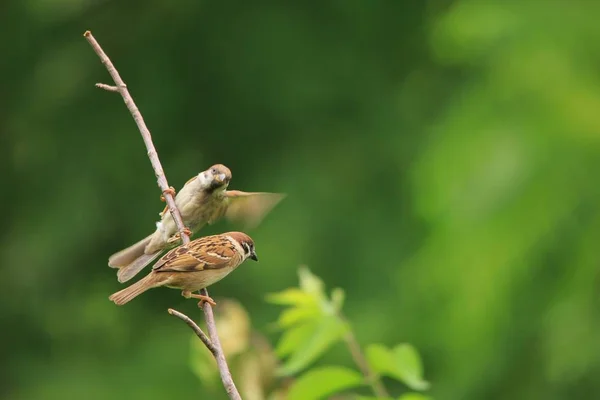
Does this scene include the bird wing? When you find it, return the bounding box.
[223,191,286,229]
[153,236,238,273]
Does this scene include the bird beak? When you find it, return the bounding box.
[214,173,227,184]
[250,251,258,262]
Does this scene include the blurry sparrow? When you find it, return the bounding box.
[108,164,284,283]
[109,232,258,306]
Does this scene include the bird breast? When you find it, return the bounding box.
[182,193,227,230]
[166,265,236,292]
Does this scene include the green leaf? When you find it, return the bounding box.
[366,343,395,375]
[275,320,318,358]
[287,366,364,400]
[398,393,432,400]
[330,287,346,311]
[356,393,431,400]
[277,305,320,328]
[366,343,430,391]
[277,317,349,376]
[393,344,430,391]
[298,267,325,297]
[266,288,316,306]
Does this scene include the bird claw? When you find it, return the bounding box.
[160,186,176,201]
[181,290,216,308]
[196,295,217,309]
[167,227,192,244]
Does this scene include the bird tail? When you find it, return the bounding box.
[109,273,165,305]
[109,234,153,268]
[116,252,162,283]
[108,235,161,283]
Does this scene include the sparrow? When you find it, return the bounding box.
[108,164,284,283]
[109,232,258,306]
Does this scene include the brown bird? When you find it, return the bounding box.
[109,232,258,306]
[108,164,284,283]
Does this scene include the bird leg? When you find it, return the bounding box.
[160,186,176,201]
[167,227,193,244]
[181,290,217,308]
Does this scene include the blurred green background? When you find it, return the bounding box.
[3,0,600,399]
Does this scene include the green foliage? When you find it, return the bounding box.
[358,395,431,400]
[398,394,432,400]
[367,344,430,391]
[277,317,349,376]
[269,267,431,399]
[267,267,350,375]
[286,366,364,400]
[188,268,431,398]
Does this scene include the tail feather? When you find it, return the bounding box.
[109,273,165,305]
[108,235,153,268]
[117,251,162,283]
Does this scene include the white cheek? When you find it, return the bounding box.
[197,172,210,187]
[226,236,246,256]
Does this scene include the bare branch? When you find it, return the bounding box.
[96,83,120,92]
[168,308,217,355]
[200,288,241,399]
[84,30,241,400]
[83,30,189,245]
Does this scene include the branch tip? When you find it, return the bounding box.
[95,83,119,92]
[83,30,91,37]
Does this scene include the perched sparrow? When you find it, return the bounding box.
[108,164,284,283]
[109,232,258,306]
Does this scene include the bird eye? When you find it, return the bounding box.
[242,243,250,254]
[211,168,217,174]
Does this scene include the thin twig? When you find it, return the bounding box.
[199,289,241,398]
[83,30,188,244]
[340,314,390,398]
[84,30,241,400]
[96,83,119,92]
[168,308,217,355]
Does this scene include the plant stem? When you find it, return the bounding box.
[340,315,390,398]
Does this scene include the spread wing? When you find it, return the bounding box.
[224,191,286,229]
[152,236,237,273]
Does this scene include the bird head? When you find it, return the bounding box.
[228,232,258,262]
[200,164,232,191]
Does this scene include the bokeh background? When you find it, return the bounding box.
[3,1,600,399]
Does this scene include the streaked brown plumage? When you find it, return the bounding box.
[108,164,284,283]
[109,232,258,306]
